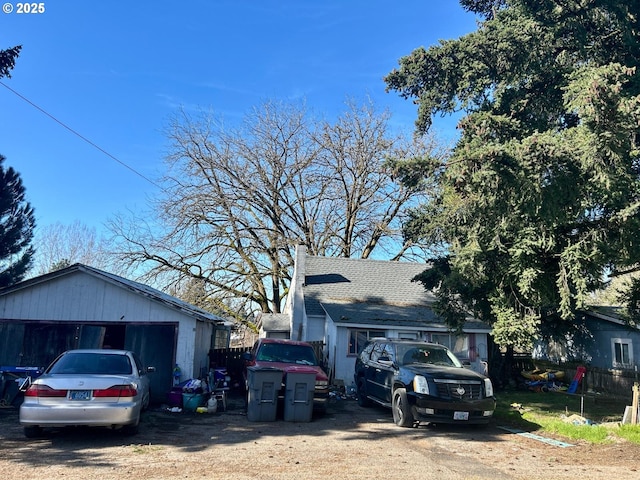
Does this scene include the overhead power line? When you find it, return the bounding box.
[0,80,163,190]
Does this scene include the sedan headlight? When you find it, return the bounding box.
[484,378,494,398]
[413,375,429,395]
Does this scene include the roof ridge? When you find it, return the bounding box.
[306,255,425,265]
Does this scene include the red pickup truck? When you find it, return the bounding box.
[242,338,329,413]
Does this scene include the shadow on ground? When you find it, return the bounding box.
[0,389,521,470]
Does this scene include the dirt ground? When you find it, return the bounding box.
[1,391,639,480]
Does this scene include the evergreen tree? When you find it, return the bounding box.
[385,0,640,349]
[0,45,21,79]
[0,45,33,287]
[0,155,36,287]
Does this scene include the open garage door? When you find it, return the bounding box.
[77,325,106,348]
[125,324,177,404]
[0,322,25,365]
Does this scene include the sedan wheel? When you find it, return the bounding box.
[142,390,151,411]
[121,412,140,436]
[392,388,415,428]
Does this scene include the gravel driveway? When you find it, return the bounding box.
[1,391,638,480]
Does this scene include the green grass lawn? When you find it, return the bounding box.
[494,388,640,444]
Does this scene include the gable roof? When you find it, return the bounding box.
[257,312,290,332]
[0,263,231,325]
[304,256,435,308]
[582,306,639,329]
[302,255,489,331]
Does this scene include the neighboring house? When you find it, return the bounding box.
[257,313,290,339]
[0,264,233,402]
[261,246,492,386]
[533,306,640,371]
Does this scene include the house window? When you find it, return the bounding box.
[212,328,230,349]
[348,329,385,355]
[611,338,633,368]
[370,342,395,363]
[397,331,418,340]
[431,333,469,359]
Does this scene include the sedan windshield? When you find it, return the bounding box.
[396,345,462,368]
[48,353,133,375]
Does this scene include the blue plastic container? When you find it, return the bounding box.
[182,393,206,412]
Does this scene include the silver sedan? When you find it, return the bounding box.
[19,349,154,437]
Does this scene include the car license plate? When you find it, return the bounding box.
[454,411,469,421]
[69,390,91,401]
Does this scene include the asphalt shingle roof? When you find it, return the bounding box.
[302,256,489,331]
[258,313,290,331]
[303,256,435,323]
[305,256,434,304]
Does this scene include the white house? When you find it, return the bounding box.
[261,246,492,386]
[0,264,233,402]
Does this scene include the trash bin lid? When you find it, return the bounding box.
[247,366,284,373]
[283,366,317,375]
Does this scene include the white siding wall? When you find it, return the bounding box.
[324,317,338,379]
[334,325,356,387]
[0,272,181,322]
[305,315,325,342]
[326,325,492,387]
[289,246,307,340]
[0,271,212,381]
[175,318,198,380]
[193,321,215,378]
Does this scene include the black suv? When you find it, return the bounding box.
[354,339,495,427]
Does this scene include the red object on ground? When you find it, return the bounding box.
[568,366,587,394]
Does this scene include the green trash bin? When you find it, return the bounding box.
[247,366,283,422]
[284,370,316,422]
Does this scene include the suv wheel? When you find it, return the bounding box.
[356,380,371,407]
[392,388,415,428]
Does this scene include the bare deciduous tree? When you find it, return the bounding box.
[30,221,111,276]
[109,99,445,316]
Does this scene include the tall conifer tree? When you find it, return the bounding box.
[1,45,35,287]
[0,155,36,287]
[386,1,640,348]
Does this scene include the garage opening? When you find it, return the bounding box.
[103,324,126,349]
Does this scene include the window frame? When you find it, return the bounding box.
[430,333,469,360]
[348,329,386,356]
[611,337,633,369]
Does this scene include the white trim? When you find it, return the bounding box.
[333,322,490,334]
[590,311,627,326]
[611,337,634,368]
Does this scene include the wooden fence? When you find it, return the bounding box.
[496,355,639,401]
[565,364,638,400]
[210,346,636,401]
[207,341,325,388]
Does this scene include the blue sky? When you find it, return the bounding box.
[1,1,477,237]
